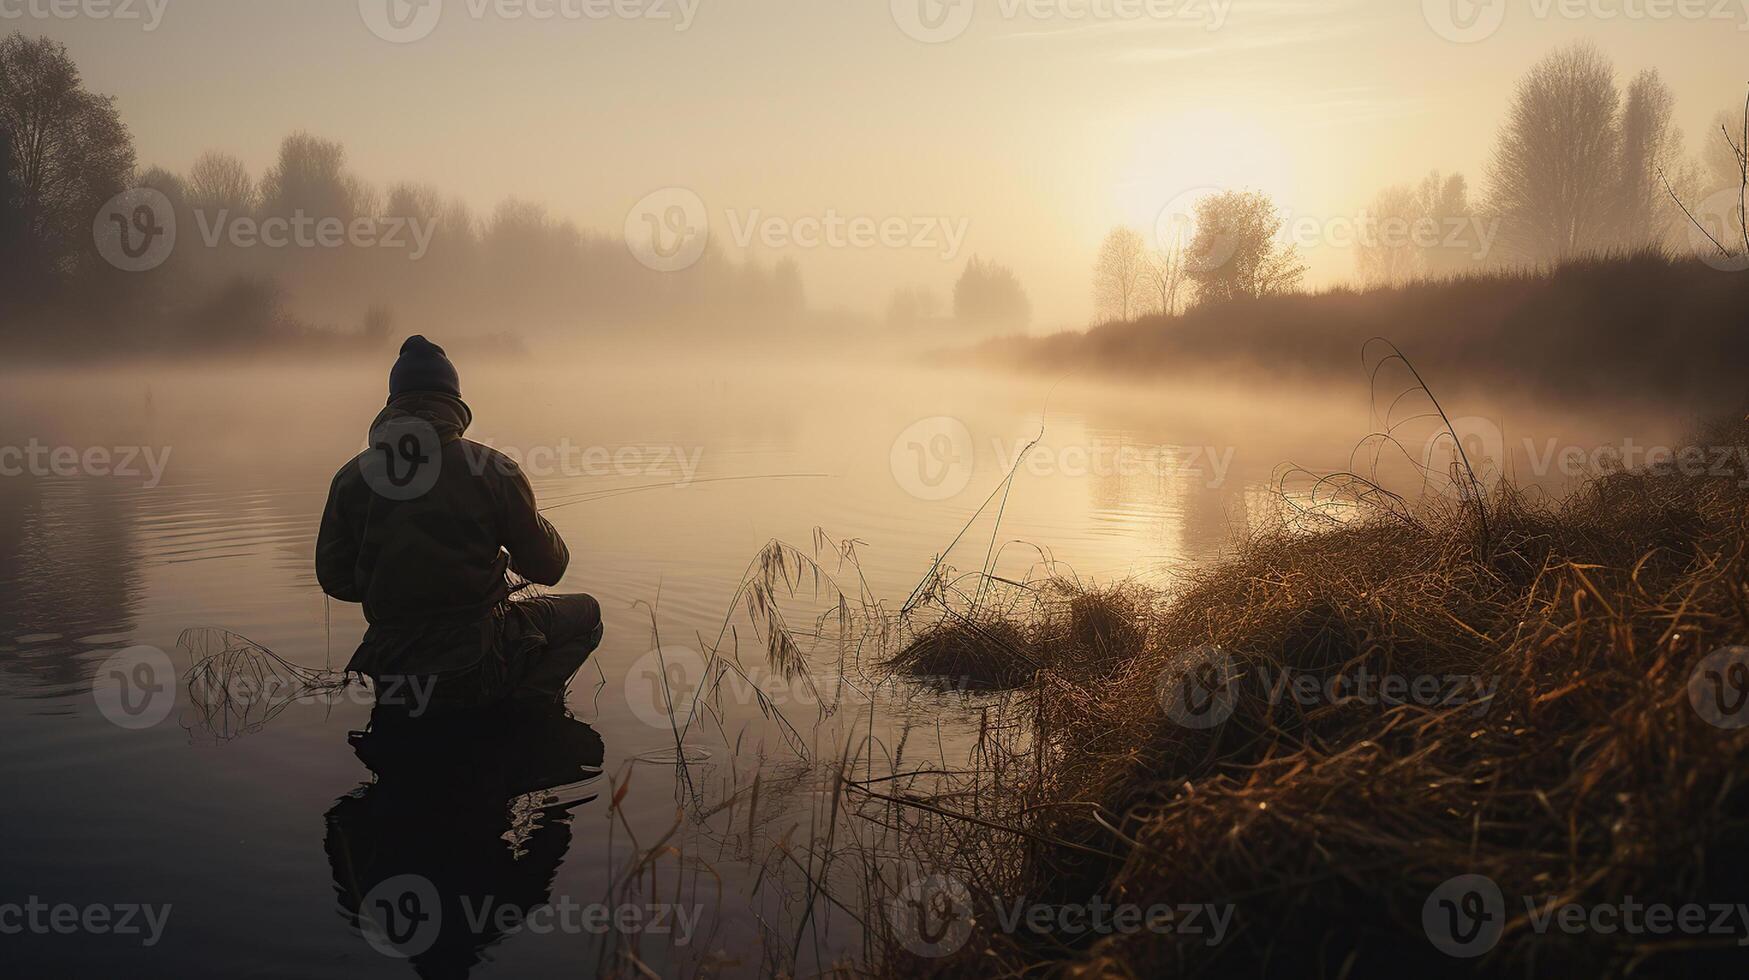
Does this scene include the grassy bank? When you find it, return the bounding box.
[970,253,1749,413]
[878,413,1749,977]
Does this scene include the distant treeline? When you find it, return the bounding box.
[982,251,1749,413]
[0,32,810,357]
[1087,42,1749,324]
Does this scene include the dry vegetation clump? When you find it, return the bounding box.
[880,416,1749,978]
[890,580,1157,691]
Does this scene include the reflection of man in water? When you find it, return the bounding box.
[325,706,604,977]
[316,336,602,719]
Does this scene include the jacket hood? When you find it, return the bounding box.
[370,391,473,444]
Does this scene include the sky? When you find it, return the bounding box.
[17,0,1749,327]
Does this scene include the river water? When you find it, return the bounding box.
[0,350,1677,977]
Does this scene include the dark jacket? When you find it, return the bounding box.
[316,392,568,678]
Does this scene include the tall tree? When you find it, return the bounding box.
[1486,42,1621,264]
[1416,171,1478,276]
[258,132,354,220]
[1092,225,1145,321]
[1613,69,1679,248]
[953,255,1031,328]
[187,150,255,215]
[1184,190,1304,305]
[0,32,135,280]
[1356,183,1421,286]
[1141,238,1186,316]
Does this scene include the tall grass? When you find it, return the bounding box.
[875,411,1749,977]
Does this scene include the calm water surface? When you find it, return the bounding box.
[0,353,1671,977]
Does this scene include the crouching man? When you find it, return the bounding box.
[316,335,601,722]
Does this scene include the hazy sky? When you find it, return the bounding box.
[21,0,1749,325]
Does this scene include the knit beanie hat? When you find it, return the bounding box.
[387,335,461,400]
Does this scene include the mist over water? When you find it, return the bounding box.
[0,343,1694,975]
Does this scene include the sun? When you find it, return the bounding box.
[1114,109,1296,250]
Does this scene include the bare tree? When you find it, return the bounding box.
[1356,183,1420,286]
[1704,105,1747,190]
[1665,89,1748,263]
[187,150,255,215]
[1092,225,1146,321]
[1613,69,1680,248]
[1487,42,1621,264]
[1185,189,1304,305]
[1141,237,1186,316]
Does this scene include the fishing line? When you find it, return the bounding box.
[536,472,831,512]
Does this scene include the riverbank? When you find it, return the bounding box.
[966,253,1749,415]
[877,412,1749,977]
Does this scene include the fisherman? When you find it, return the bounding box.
[316,335,601,721]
